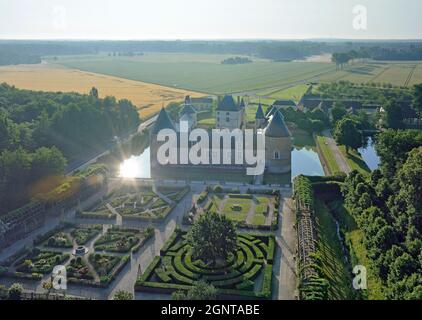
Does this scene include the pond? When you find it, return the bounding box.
[119,145,325,181]
[358,137,380,171]
[291,147,325,178]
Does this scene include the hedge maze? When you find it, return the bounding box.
[136,230,275,299]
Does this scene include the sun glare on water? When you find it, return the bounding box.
[119,157,141,178]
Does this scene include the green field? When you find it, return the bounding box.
[49,53,422,98]
[50,53,336,94]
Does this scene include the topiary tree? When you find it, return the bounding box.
[8,283,24,300]
[171,281,217,300]
[113,290,134,300]
[187,211,237,265]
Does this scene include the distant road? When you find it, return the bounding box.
[66,115,158,175]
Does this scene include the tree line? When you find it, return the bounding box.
[0,83,140,214]
[341,129,422,299]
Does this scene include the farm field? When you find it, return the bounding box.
[317,61,422,87]
[0,63,202,118]
[50,53,422,98]
[50,53,337,94]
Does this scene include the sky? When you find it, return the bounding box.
[0,0,421,40]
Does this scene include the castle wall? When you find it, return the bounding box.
[265,136,292,173]
[216,110,243,129]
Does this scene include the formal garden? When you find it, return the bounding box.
[136,213,275,299]
[76,184,189,221]
[184,186,280,230]
[0,223,154,287]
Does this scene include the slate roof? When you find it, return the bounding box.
[265,110,291,138]
[151,108,176,134]
[216,95,241,112]
[256,103,265,119]
[273,99,297,107]
[266,105,278,117]
[180,103,196,115]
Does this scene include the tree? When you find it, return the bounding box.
[8,283,23,300]
[42,281,53,297]
[172,281,217,300]
[375,129,422,177]
[412,83,422,117]
[113,290,134,300]
[331,102,347,125]
[333,118,363,153]
[89,87,99,99]
[397,147,422,229]
[383,99,403,129]
[187,211,237,264]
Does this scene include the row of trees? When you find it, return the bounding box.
[0,83,141,214]
[341,129,422,299]
[0,50,41,66]
[221,56,252,65]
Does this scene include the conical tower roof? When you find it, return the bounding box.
[256,103,265,119]
[266,105,278,117]
[151,108,176,134]
[240,98,246,108]
[217,95,240,111]
[180,103,196,115]
[265,110,291,137]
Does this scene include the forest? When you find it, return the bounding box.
[342,129,422,299]
[0,83,140,214]
[2,40,422,63]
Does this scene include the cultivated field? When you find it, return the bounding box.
[50,53,422,97]
[0,63,202,118]
[51,53,336,94]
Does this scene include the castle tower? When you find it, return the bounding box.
[255,103,265,129]
[215,95,243,130]
[264,110,292,174]
[179,97,197,129]
[150,108,176,170]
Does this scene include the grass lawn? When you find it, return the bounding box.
[314,200,355,300]
[222,198,251,222]
[328,201,385,300]
[338,146,371,175]
[315,135,340,174]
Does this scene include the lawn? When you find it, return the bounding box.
[338,146,371,175]
[314,200,355,300]
[222,197,251,222]
[328,200,385,300]
[315,135,340,174]
[189,192,277,229]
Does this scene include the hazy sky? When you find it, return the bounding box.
[1,0,421,40]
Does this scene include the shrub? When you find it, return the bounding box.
[8,283,24,300]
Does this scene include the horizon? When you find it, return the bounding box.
[1,0,422,40]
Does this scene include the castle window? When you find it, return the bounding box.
[274,151,280,159]
[226,117,229,122]
[226,112,230,116]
